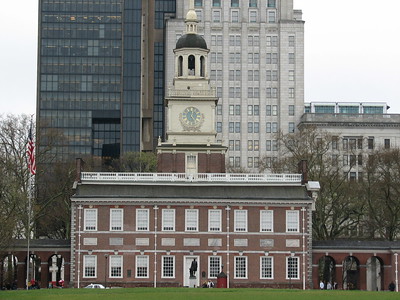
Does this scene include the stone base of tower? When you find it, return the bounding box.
[157,144,226,173]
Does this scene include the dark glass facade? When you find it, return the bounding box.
[37,0,176,164]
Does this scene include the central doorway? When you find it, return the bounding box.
[183,256,200,287]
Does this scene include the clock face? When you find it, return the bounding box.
[182,106,202,126]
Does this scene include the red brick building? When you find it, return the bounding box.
[70,172,317,288]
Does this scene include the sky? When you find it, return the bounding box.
[1,0,399,116]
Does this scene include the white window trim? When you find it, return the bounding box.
[162,209,175,231]
[286,210,300,233]
[286,256,300,280]
[84,208,97,231]
[260,210,274,232]
[234,256,248,279]
[208,256,221,279]
[208,209,222,232]
[110,208,123,231]
[234,210,248,232]
[109,255,123,278]
[83,255,97,278]
[136,208,149,231]
[162,256,175,278]
[135,255,149,278]
[185,209,199,232]
[260,256,274,279]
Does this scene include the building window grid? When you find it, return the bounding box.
[260,210,273,232]
[83,255,96,278]
[185,209,199,231]
[287,256,299,279]
[209,256,221,278]
[235,256,248,279]
[136,209,149,231]
[110,208,123,231]
[208,209,222,232]
[261,256,273,279]
[234,210,248,232]
[136,255,149,278]
[84,209,97,231]
[286,210,299,232]
[162,209,175,231]
[162,256,175,278]
[109,255,122,278]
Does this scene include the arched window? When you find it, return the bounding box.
[178,56,183,76]
[188,55,195,75]
[200,56,205,77]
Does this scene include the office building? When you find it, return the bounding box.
[165,0,304,171]
[37,0,176,166]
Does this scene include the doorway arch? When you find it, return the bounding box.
[48,254,65,287]
[318,255,336,288]
[343,256,360,290]
[366,256,383,291]
[1,254,18,290]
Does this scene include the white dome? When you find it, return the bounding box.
[186,9,197,22]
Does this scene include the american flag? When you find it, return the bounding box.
[27,124,36,175]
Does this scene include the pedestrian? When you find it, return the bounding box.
[327,282,332,290]
[320,280,324,290]
[388,281,395,291]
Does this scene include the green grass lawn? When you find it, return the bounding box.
[0,288,399,300]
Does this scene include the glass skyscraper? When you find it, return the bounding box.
[37,0,176,166]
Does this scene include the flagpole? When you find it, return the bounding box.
[26,115,36,290]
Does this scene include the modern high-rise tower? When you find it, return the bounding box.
[165,0,304,171]
[37,0,176,166]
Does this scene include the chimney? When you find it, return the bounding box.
[298,160,308,185]
[75,158,85,182]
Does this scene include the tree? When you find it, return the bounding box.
[109,152,157,172]
[363,149,400,240]
[261,126,366,240]
[0,114,33,247]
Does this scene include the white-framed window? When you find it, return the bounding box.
[267,0,276,8]
[260,256,273,279]
[185,209,199,231]
[267,10,276,23]
[289,53,295,64]
[84,208,97,231]
[162,256,175,278]
[231,10,239,23]
[109,255,123,278]
[286,256,299,279]
[110,208,123,231]
[289,70,295,81]
[83,255,96,278]
[212,10,221,22]
[208,209,222,232]
[289,105,295,116]
[249,0,258,7]
[186,154,198,174]
[234,210,247,232]
[162,209,175,231]
[286,210,299,232]
[209,256,221,278]
[260,210,273,232]
[195,9,203,22]
[289,35,295,47]
[289,122,295,133]
[136,209,149,231]
[234,256,248,279]
[136,255,149,278]
[249,10,257,22]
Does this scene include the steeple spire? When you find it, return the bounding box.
[185,0,198,34]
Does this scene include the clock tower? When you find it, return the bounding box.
[157,0,226,174]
